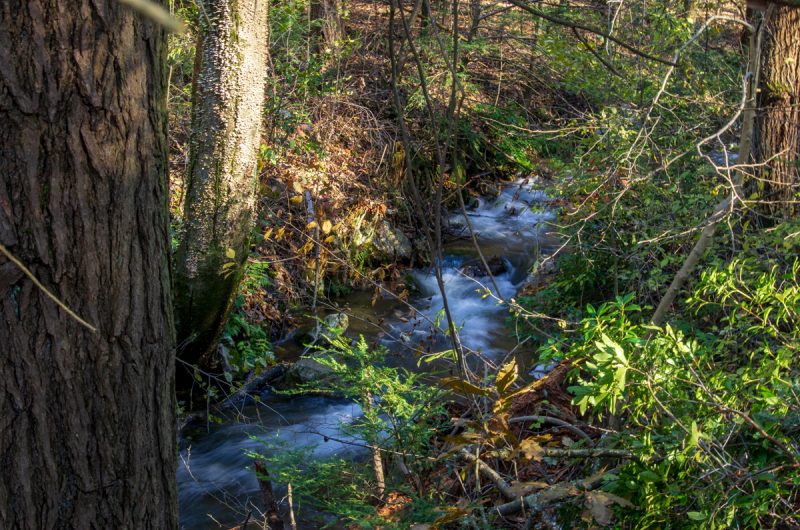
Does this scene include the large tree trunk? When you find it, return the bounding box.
[0,2,177,529]
[173,0,270,377]
[755,6,800,218]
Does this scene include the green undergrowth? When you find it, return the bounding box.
[518,170,800,527]
[221,261,275,380]
[250,333,453,529]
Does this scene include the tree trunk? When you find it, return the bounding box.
[0,2,177,529]
[755,6,800,218]
[173,0,270,377]
[254,460,285,529]
[311,0,345,52]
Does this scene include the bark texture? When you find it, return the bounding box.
[0,2,177,529]
[755,6,800,218]
[174,0,270,374]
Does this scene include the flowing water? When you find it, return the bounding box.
[178,179,555,529]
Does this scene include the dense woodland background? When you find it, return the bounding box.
[1,0,799,528]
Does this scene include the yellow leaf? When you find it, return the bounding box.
[290,195,303,204]
[324,235,335,244]
[519,438,544,461]
[292,181,304,194]
[263,227,273,240]
[322,219,333,234]
[225,248,236,259]
[441,377,491,397]
[306,220,318,230]
[495,358,518,396]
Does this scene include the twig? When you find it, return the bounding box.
[540,448,634,459]
[0,243,97,332]
[571,27,624,78]
[287,483,297,530]
[459,449,516,500]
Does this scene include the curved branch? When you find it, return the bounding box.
[509,415,594,445]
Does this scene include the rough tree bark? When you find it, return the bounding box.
[173,0,270,376]
[754,6,800,218]
[0,2,177,528]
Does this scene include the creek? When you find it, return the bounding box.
[177,179,555,529]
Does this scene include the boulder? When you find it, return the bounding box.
[284,356,334,385]
[282,313,349,386]
[320,312,348,336]
[293,312,349,346]
[371,221,412,262]
[460,256,508,278]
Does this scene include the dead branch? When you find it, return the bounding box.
[459,449,517,500]
[494,469,611,516]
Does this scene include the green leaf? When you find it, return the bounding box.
[689,421,700,448]
[638,470,661,483]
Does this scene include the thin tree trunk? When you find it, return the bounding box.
[254,460,284,529]
[311,0,345,52]
[0,2,177,528]
[364,393,386,501]
[651,12,763,326]
[174,0,271,377]
[755,6,800,218]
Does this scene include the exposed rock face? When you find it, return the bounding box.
[460,256,508,278]
[371,221,412,262]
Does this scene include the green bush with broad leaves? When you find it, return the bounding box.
[536,252,800,528]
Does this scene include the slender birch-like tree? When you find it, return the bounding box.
[174,0,271,376]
